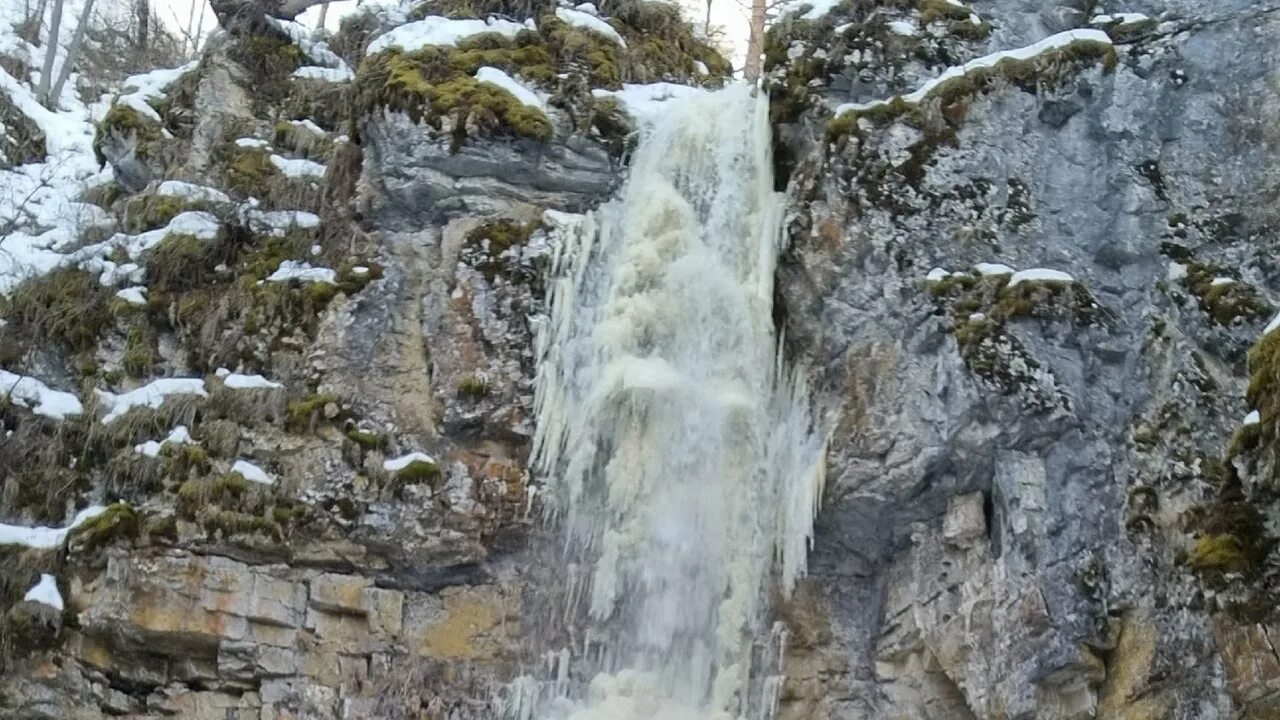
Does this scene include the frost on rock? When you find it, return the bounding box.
[269,154,327,179]
[231,459,274,485]
[0,505,107,549]
[555,7,626,46]
[266,261,336,284]
[216,368,283,390]
[157,180,231,205]
[96,378,208,423]
[134,425,193,457]
[475,67,547,111]
[835,30,1113,116]
[22,574,63,611]
[0,369,84,419]
[365,15,529,55]
[384,452,436,471]
[1007,268,1075,286]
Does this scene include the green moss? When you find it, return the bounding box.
[145,233,220,296]
[1188,534,1248,572]
[354,46,554,147]
[121,194,189,233]
[287,393,341,432]
[199,509,283,541]
[273,120,334,160]
[231,33,305,80]
[177,473,251,516]
[121,326,156,378]
[93,103,165,164]
[465,218,537,254]
[395,459,442,486]
[0,267,113,354]
[67,502,138,554]
[142,514,178,542]
[346,428,387,451]
[457,375,490,398]
[1182,262,1273,327]
[226,146,283,197]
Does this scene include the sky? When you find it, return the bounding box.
[160,0,751,66]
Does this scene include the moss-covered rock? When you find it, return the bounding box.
[0,267,114,357]
[93,103,166,165]
[67,502,138,555]
[1181,263,1273,327]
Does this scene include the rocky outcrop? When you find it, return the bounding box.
[770,0,1280,717]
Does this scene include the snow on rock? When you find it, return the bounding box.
[115,286,147,305]
[236,137,270,149]
[975,263,1015,275]
[216,369,283,390]
[134,425,193,457]
[231,459,274,485]
[0,505,107,549]
[1167,262,1188,281]
[243,208,322,237]
[1007,268,1075,286]
[114,210,221,257]
[114,61,197,124]
[271,17,351,73]
[1244,410,1261,427]
[888,20,918,36]
[266,261,337,284]
[835,30,1112,116]
[475,67,547,110]
[592,83,705,123]
[925,268,953,281]
[270,154,327,179]
[0,369,83,420]
[384,452,436,472]
[157,180,231,204]
[1091,12,1150,25]
[23,574,63,611]
[555,7,626,46]
[366,15,529,54]
[293,65,355,82]
[1265,312,1280,336]
[1210,277,1234,287]
[96,378,208,423]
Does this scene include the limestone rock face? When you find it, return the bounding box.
[770,0,1280,717]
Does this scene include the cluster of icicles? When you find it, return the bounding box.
[507,83,827,720]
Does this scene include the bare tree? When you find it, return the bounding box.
[315,1,329,31]
[135,0,150,50]
[35,0,64,106]
[210,0,332,35]
[744,0,765,82]
[48,0,97,108]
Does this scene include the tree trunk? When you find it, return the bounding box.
[48,0,96,109]
[36,0,64,106]
[744,0,765,83]
[135,0,150,50]
[704,0,712,36]
[316,1,329,31]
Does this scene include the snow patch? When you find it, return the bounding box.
[0,505,107,549]
[270,154,327,179]
[266,261,337,284]
[115,286,147,305]
[1244,410,1261,427]
[293,65,355,82]
[23,574,63,611]
[1007,268,1075,286]
[0,369,83,419]
[218,370,283,390]
[475,66,547,110]
[157,180,230,204]
[134,425,193,457]
[96,378,208,423]
[384,452,436,472]
[366,15,529,54]
[591,83,705,123]
[888,20,918,36]
[555,7,626,46]
[975,262,1015,276]
[231,460,274,485]
[1265,312,1280,337]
